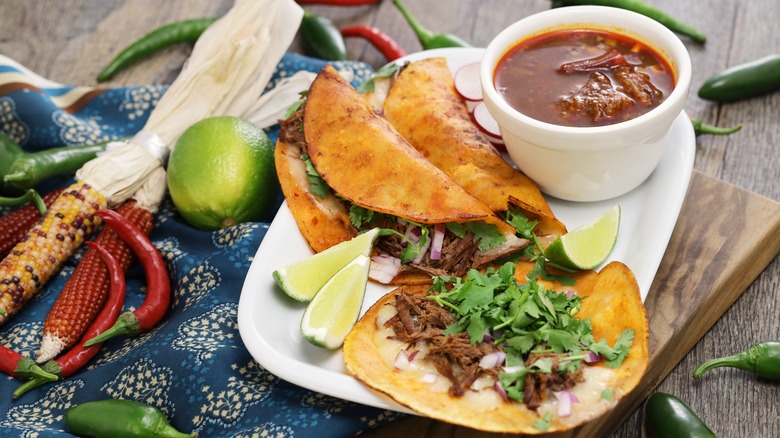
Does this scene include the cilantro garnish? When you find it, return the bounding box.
[532,412,553,431]
[283,96,305,119]
[300,154,329,199]
[399,225,430,264]
[507,207,575,285]
[601,388,614,401]
[356,63,401,94]
[349,204,378,228]
[428,260,634,404]
[445,221,505,251]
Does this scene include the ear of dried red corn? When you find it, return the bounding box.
[0,188,65,259]
[0,182,105,324]
[36,200,153,362]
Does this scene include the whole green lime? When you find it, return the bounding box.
[167,116,277,230]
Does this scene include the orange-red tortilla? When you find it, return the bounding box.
[304,65,513,234]
[382,58,567,240]
[274,137,356,253]
[343,261,649,434]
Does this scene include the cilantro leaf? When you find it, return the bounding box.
[349,205,371,228]
[445,221,505,250]
[283,97,305,119]
[399,225,430,264]
[356,63,400,94]
[604,329,634,368]
[301,154,329,199]
[601,388,614,400]
[533,412,553,431]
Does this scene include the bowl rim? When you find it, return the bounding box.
[480,5,692,138]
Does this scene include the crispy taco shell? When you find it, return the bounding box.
[304,65,512,233]
[343,261,649,434]
[382,58,567,239]
[274,137,356,253]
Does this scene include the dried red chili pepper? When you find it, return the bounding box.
[340,25,407,61]
[82,209,171,347]
[13,241,126,397]
[0,344,58,382]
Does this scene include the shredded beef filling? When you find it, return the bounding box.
[387,291,585,409]
[385,290,503,397]
[368,217,480,278]
[523,348,585,411]
[278,106,307,153]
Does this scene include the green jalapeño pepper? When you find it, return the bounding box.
[552,0,706,44]
[693,341,780,380]
[698,54,780,102]
[300,10,349,61]
[65,399,197,438]
[392,0,471,49]
[645,392,715,438]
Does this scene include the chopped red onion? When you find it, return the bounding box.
[494,381,509,402]
[394,350,410,370]
[479,351,507,369]
[407,350,419,361]
[430,224,445,260]
[584,351,603,363]
[413,235,431,264]
[553,389,578,417]
[404,224,421,243]
[369,254,401,284]
[482,334,492,343]
[566,290,576,298]
[421,373,438,383]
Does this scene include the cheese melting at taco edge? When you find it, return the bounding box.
[274,65,530,284]
[374,57,567,241]
[343,261,649,434]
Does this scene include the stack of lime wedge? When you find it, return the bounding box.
[272,228,380,349]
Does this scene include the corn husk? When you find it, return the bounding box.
[76,0,303,206]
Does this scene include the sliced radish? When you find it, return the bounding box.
[454,62,483,101]
[473,102,502,138]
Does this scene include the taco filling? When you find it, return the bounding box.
[343,260,649,434]
[276,65,529,283]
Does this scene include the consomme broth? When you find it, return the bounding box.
[494,29,675,127]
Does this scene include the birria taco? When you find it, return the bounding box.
[376,57,566,240]
[274,65,530,284]
[343,260,649,434]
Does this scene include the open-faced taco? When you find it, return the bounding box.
[343,260,649,434]
[275,65,530,284]
[379,57,567,240]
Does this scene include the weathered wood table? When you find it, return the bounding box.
[1,1,778,436]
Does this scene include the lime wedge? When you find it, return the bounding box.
[273,228,379,302]
[544,205,621,270]
[300,254,371,349]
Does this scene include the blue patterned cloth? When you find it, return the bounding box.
[0,53,404,437]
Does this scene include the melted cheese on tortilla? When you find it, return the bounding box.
[373,303,620,422]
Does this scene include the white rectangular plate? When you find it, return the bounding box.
[237,48,695,413]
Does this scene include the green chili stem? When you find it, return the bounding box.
[0,189,47,215]
[691,118,742,136]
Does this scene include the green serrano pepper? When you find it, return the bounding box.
[551,0,706,44]
[693,341,780,380]
[644,393,716,438]
[65,399,197,438]
[98,17,219,82]
[4,142,109,191]
[300,10,350,61]
[1,133,110,194]
[698,54,780,102]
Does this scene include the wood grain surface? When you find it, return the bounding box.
[2,1,778,437]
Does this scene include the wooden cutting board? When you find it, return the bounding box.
[366,170,780,437]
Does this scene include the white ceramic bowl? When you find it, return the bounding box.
[480,6,691,202]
